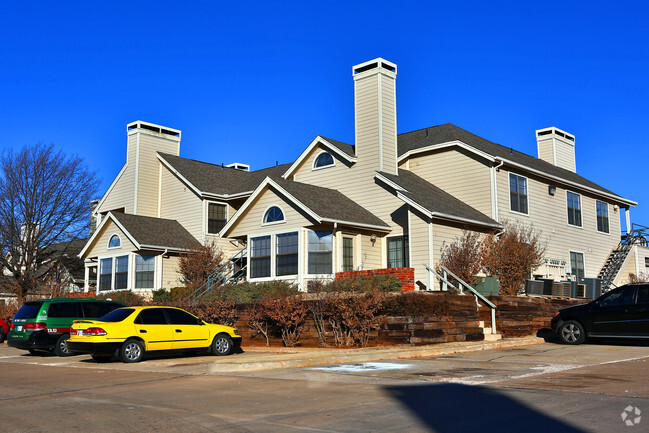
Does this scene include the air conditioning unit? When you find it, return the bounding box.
[525,279,544,296]
[552,281,572,297]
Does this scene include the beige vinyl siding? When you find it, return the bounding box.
[555,142,576,172]
[537,138,555,166]
[135,133,178,217]
[360,233,382,270]
[355,75,380,169]
[407,148,493,217]
[86,220,137,258]
[496,168,621,279]
[159,165,203,240]
[616,245,649,285]
[205,234,242,261]
[293,145,353,186]
[228,187,314,237]
[380,77,397,174]
[98,164,135,214]
[432,223,467,267]
[409,209,431,289]
[161,256,183,289]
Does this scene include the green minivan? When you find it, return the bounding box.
[8,299,126,356]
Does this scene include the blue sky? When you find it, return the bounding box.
[1,1,647,231]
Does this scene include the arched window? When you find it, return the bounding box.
[108,234,121,248]
[314,152,334,168]
[264,206,284,224]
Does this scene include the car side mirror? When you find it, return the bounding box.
[197,318,204,325]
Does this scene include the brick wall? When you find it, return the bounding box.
[335,267,415,292]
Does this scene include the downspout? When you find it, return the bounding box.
[160,249,168,290]
[491,160,505,221]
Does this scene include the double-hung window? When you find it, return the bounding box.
[135,255,154,289]
[596,201,609,233]
[308,231,332,274]
[114,256,129,289]
[342,237,354,272]
[567,191,582,227]
[276,232,298,276]
[207,203,227,234]
[509,174,528,214]
[99,258,112,291]
[250,236,271,278]
[387,236,409,268]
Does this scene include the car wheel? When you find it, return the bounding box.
[54,334,74,357]
[211,333,233,356]
[119,339,145,363]
[0,328,5,344]
[91,354,113,363]
[559,320,586,345]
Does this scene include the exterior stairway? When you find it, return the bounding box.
[188,248,247,301]
[598,224,649,291]
[480,320,502,341]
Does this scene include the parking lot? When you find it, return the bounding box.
[1,340,648,432]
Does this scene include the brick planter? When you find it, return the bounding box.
[335,267,415,292]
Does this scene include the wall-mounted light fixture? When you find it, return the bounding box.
[548,185,556,196]
[614,204,619,212]
[370,234,377,246]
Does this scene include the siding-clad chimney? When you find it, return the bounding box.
[536,127,576,172]
[353,58,398,175]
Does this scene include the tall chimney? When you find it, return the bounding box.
[536,127,576,172]
[353,58,398,175]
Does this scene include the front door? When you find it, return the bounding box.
[134,308,174,351]
[165,308,210,350]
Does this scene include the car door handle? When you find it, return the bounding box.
[175,329,182,333]
[140,330,147,334]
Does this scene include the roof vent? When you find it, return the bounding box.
[225,162,250,172]
[127,120,181,138]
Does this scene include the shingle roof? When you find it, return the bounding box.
[110,212,201,250]
[158,153,292,196]
[320,136,355,158]
[270,177,390,229]
[377,170,500,227]
[397,123,624,199]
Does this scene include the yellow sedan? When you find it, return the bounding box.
[67,306,241,363]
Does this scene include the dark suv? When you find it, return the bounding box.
[551,283,649,344]
[8,299,125,356]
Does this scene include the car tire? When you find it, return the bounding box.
[559,320,586,345]
[119,339,145,363]
[54,334,74,357]
[211,333,233,356]
[0,328,5,344]
[91,354,113,363]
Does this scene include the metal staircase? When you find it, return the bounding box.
[188,248,247,301]
[598,224,649,291]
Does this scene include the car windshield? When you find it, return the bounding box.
[98,308,135,323]
[14,302,43,320]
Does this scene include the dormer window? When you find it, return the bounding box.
[264,206,284,224]
[313,152,334,169]
[108,234,121,249]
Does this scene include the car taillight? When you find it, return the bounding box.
[24,322,46,330]
[10,322,15,329]
[84,327,107,336]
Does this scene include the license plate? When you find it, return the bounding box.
[16,326,22,332]
[77,330,83,336]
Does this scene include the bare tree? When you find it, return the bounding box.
[178,241,224,290]
[0,143,99,302]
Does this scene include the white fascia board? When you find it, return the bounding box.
[397,140,496,164]
[320,218,391,233]
[497,157,638,207]
[282,136,356,179]
[157,154,203,197]
[201,191,253,200]
[77,212,141,258]
[265,178,322,221]
[95,163,128,213]
[137,244,192,253]
[395,191,434,219]
[374,172,409,193]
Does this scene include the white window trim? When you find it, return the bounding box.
[595,200,610,235]
[107,233,122,250]
[311,151,336,171]
[97,252,130,291]
[247,228,300,281]
[205,200,229,236]
[566,190,583,228]
[261,204,286,227]
[568,250,586,280]
[386,234,409,268]
[508,172,530,217]
[134,253,157,290]
[305,229,334,278]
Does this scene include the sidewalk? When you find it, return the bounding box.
[210,336,547,372]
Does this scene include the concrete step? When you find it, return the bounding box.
[484,333,503,342]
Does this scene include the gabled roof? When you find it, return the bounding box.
[376,170,501,229]
[222,177,390,235]
[282,136,356,179]
[158,152,291,198]
[397,123,635,206]
[79,212,201,257]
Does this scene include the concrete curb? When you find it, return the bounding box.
[210,337,547,372]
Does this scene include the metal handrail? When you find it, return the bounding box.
[188,248,247,301]
[424,264,497,334]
